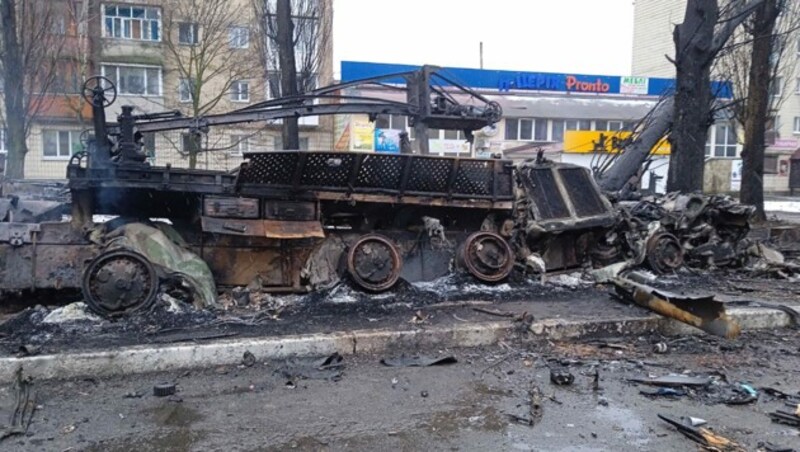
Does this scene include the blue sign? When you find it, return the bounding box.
[340,61,732,98]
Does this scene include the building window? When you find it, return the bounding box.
[551,120,565,142]
[178,22,198,45]
[230,80,250,102]
[505,118,547,141]
[101,64,162,96]
[565,119,592,131]
[607,121,623,131]
[230,135,249,156]
[375,114,407,131]
[273,135,309,151]
[594,120,608,131]
[181,133,201,154]
[229,26,250,49]
[51,16,67,35]
[103,4,161,41]
[794,117,800,134]
[141,133,155,161]
[771,76,782,97]
[705,123,737,157]
[0,128,7,152]
[764,155,779,174]
[42,130,80,159]
[178,78,193,103]
[266,71,318,99]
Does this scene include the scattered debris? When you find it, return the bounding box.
[380,355,457,368]
[630,375,712,387]
[769,407,800,428]
[509,384,544,427]
[686,417,707,427]
[277,352,345,383]
[640,387,686,398]
[549,368,575,386]
[42,302,104,324]
[242,351,256,368]
[420,390,429,398]
[0,369,36,441]
[612,276,741,338]
[473,307,516,318]
[153,383,177,397]
[123,391,143,399]
[659,414,746,452]
[652,342,668,354]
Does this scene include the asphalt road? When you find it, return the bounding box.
[1,330,799,451]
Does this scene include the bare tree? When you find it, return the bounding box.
[719,0,799,221]
[253,0,331,150]
[161,0,259,168]
[598,0,763,194]
[0,0,65,179]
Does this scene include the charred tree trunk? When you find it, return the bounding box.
[667,0,718,193]
[276,0,300,150]
[740,0,779,222]
[1,0,28,179]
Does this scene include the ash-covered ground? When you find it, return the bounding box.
[1,266,797,357]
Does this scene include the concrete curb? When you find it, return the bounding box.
[0,306,793,381]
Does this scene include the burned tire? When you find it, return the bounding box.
[459,231,515,283]
[347,234,402,292]
[82,249,158,317]
[645,232,684,274]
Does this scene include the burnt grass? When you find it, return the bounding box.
[0,267,796,357]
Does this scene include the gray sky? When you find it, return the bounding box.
[333,0,636,78]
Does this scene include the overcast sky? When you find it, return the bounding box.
[333,0,636,78]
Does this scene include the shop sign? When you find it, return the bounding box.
[620,76,649,95]
[374,128,401,153]
[352,120,374,151]
[565,76,610,93]
[563,130,670,155]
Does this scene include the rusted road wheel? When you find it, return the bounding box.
[82,250,158,317]
[347,234,402,292]
[646,232,684,274]
[460,231,515,283]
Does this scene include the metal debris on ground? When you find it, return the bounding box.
[629,375,712,387]
[508,384,544,427]
[0,369,36,441]
[549,367,575,386]
[658,414,746,452]
[153,382,177,397]
[277,352,345,383]
[380,355,457,368]
[612,276,741,339]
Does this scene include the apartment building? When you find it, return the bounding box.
[632,0,800,193]
[2,0,334,179]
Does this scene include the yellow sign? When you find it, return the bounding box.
[563,130,670,156]
[352,120,374,151]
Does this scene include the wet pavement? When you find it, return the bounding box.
[1,330,799,451]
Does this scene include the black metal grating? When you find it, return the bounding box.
[299,152,356,187]
[356,154,403,189]
[239,152,298,185]
[453,160,492,195]
[240,152,513,200]
[526,168,570,220]
[407,158,451,193]
[559,167,607,217]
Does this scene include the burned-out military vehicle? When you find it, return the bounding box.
[0,66,677,317]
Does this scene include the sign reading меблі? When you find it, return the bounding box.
[620,76,649,95]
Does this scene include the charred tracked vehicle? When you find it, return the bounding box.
[0,66,642,316]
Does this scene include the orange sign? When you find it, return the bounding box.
[566,76,610,93]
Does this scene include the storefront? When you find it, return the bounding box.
[334,61,737,194]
